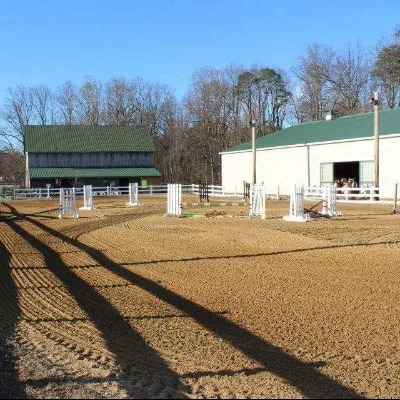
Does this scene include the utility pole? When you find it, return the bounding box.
[250,120,256,185]
[372,92,380,189]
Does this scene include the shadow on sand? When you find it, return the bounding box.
[3,203,365,399]
[3,207,187,398]
[0,239,27,398]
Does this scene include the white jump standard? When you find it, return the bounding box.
[80,185,96,211]
[249,184,266,219]
[166,184,182,216]
[321,184,342,217]
[59,188,79,219]
[284,185,311,223]
[127,183,140,206]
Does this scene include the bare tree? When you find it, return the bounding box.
[104,78,137,126]
[328,42,372,115]
[2,86,34,150]
[293,44,336,121]
[0,150,25,186]
[77,77,103,124]
[32,85,55,125]
[55,80,79,125]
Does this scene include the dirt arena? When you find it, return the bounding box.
[0,196,399,399]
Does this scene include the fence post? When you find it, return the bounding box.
[370,187,374,202]
[150,185,153,196]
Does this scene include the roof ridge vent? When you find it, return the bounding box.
[325,110,339,121]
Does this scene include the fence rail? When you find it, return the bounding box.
[304,186,391,203]
[13,184,264,200]
[8,184,392,204]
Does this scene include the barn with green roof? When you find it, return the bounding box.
[25,125,162,188]
[220,109,400,198]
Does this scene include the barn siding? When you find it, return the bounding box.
[29,153,154,168]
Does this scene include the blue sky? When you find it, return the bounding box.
[0,0,399,101]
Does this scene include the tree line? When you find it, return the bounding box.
[1,28,399,186]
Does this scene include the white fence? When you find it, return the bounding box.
[304,186,391,204]
[11,184,393,205]
[13,184,280,201]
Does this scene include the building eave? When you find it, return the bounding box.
[220,133,400,156]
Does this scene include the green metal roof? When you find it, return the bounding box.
[30,167,161,179]
[25,125,155,153]
[222,108,400,153]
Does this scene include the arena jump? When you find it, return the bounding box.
[166,183,266,219]
[78,183,140,212]
[284,183,342,222]
[59,188,79,219]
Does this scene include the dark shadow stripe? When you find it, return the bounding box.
[3,203,365,399]
[4,214,187,398]
[0,239,27,398]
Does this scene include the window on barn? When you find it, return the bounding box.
[321,163,334,184]
[359,161,374,187]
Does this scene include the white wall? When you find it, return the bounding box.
[221,146,308,195]
[379,136,400,197]
[221,135,400,199]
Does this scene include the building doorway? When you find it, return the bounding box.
[334,162,360,186]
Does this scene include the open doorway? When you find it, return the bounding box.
[334,162,360,186]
